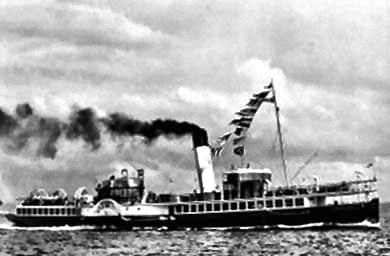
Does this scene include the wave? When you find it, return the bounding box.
[0,223,97,231]
[277,220,380,230]
[195,221,380,231]
[0,221,380,232]
[333,220,381,229]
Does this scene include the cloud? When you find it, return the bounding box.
[236,58,389,160]
[0,1,159,48]
[176,86,229,110]
[0,0,389,202]
[237,59,287,90]
[0,0,174,96]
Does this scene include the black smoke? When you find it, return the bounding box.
[15,103,33,119]
[37,118,63,158]
[0,109,17,135]
[102,113,203,143]
[66,108,101,150]
[0,103,204,159]
[1,105,65,158]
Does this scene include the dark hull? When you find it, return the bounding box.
[6,199,379,229]
[4,215,121,228]
[172,199,379,228]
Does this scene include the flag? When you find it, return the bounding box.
[238,122,251,128]
[247,90,271,107]
[246,97,260,107]
[239,117,254,128]
[233,145,245,156]
[230,118,252,128]
[229,118,241,125]
[212,146,225,157]
[235,107,258,117]
[232,135,246,145]
[217,131,233,143]
[253,90,270,99]
[230,117,253,127]
[212,131,233,157]
[234,127,244,136]
[263,96,275,103]
[264,81,273,89]
[240,117,253,122]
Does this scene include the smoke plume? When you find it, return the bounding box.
[102,113,203,143]
[0,109,17,136]
[66,108,101,150]
[15,103,33,119]
[0,103,204,159]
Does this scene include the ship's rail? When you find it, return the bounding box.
[147,178,377,204]
[267,178,377,197]
[142,179,377,216]
[15,205,78,216]
[167,189,377,215]
[165,184,376,206]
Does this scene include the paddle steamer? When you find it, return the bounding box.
[5,82,379,228]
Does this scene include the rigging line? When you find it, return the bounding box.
[270,80,289,187]
[290,152,319,184]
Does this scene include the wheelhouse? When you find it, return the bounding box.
[223,167,272,200]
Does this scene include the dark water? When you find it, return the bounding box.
[0,205,390,256]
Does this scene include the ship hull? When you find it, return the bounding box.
[170,198,379,228]
[5,198,379,229]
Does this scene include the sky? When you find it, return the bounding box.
[0,0,389,204]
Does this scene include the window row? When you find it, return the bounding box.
[175,198,305,214]
[109,188,138,197]
[17,207,76,216]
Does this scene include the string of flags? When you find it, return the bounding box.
[212,81,276,157]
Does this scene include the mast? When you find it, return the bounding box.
[240,150,245,168]
[270,80,289,187]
